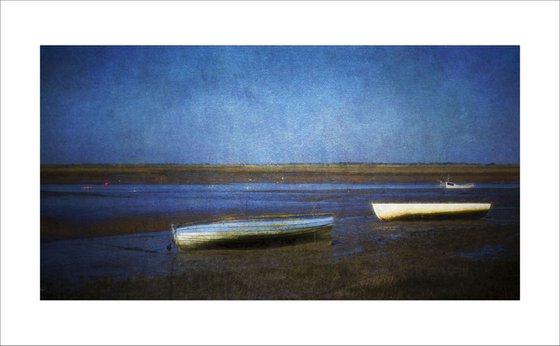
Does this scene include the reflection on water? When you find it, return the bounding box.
[41,182,519,285]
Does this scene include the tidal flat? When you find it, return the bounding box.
[41,164,519,299]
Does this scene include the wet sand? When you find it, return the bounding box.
[41,216,519,300]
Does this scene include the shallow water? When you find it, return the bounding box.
[41,182,519,222]
[41,182,519,287]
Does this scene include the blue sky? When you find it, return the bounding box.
[41,46,519,164]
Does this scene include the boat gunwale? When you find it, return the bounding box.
[174,224,334,239]
[171,212,335,229]
[371,202,491,206]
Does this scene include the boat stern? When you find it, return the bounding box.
[171,223,178,248]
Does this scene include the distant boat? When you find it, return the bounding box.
[371,203,491,221]
[440,179,475,189]
[172,214,334,250]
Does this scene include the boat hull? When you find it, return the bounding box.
[371,203,491,221]
[172,214,334,250]
[444,183,475,189]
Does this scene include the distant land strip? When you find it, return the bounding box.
[41,163,520,184]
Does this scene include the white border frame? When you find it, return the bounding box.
[2,1,559,345]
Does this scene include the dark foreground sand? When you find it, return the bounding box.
[41,217,519,300]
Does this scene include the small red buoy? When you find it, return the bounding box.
[103,182,110,186]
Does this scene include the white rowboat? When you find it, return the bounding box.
[441,181,475,189]
[439,177,475,189]
[371,203,491,221]
[172,214,334,250]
